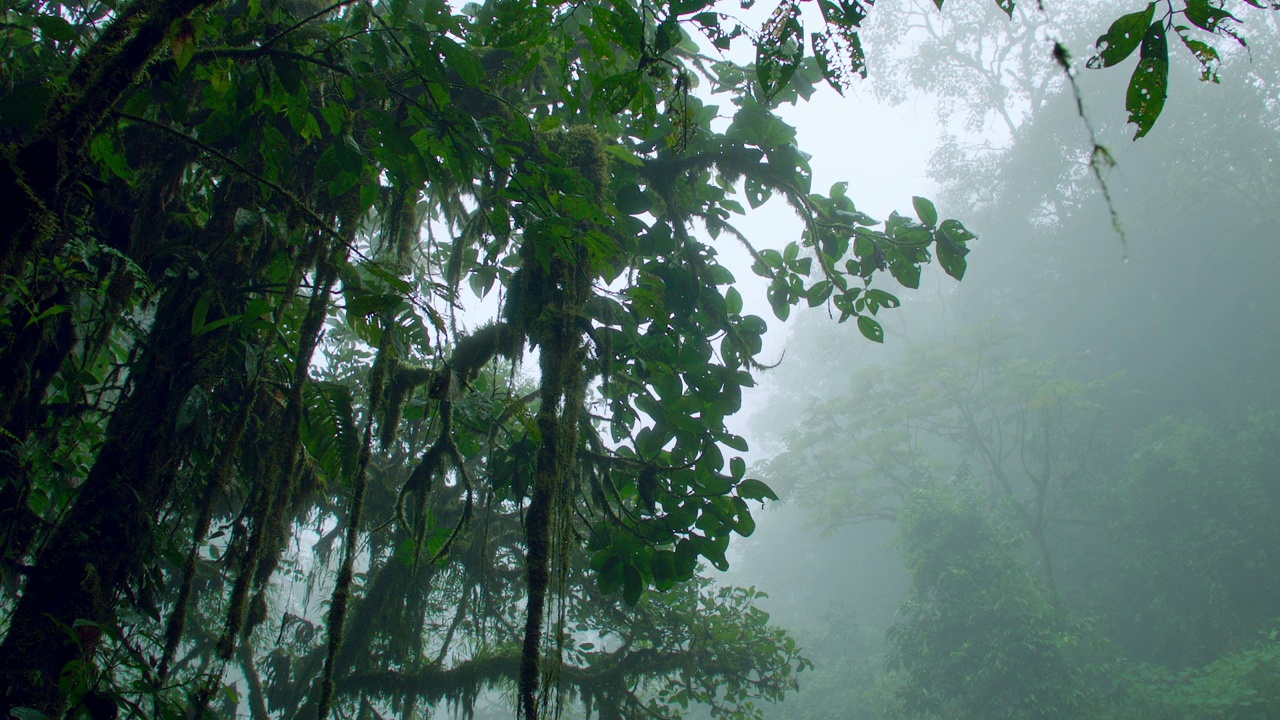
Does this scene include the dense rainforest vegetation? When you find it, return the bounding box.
[0,0,1276,717]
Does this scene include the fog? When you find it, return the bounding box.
[719,1,1280,718]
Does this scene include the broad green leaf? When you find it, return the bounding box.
[806,279,833,306]
[651,551,677,590]
[936,237,970,280]
[604,144,644,168]
[912,196,938,227]
[35,15,77,42]
[737,478,779,502]
[1127,22,1169,138]
[605,0,645,54]
[1184,0,1240,37]
[725,286,743,315]
[857,314,884,343]
[812,27,866,93]
[938,219,976,244]
[891,259,921,290]
[592,71,642,115]
[674,538,698,577]
[622,561,644,605]
[1088,3,1155,68]
[767,281,791,321]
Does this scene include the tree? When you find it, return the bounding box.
[1055,413,1280,669]
[886,482,1100,720]
[759,324,1110,586]
[0,0,1275,718]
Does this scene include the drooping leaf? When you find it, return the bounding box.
[737,478,779,502]
[857,314,884,343]
[1176,30,1221,82]
[622,561,644,605]
[1127,22,1169,138]
[937,219,976,245]
[755,0,805,102]
[936,237,970,280]
[1088,3,1155,69]
[1183,0,1241,38]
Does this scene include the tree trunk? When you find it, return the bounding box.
[0,181,271,715]
[0,285,215,715]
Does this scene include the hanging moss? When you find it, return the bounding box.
[538,126,610,204]
[517,254,591,720]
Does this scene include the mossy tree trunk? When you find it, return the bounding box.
[0,181,294,715]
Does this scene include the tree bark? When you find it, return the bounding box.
[0,181,267,716]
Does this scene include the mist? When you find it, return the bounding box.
[723,2,1280,718]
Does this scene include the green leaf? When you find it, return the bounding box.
[622,561,644,605]
[1088,3,1155,68]
[190,291,212,336]
[1126,22,1169,138]
[755,0,805,102]
[605,0,645,54]
[767,281,791,321]
[23,304,69,329]
[936,237,969,280]
[912,196,938,227]
[604,144,644,168]
[1184,0,1240,37]
[35,14,77,42]
[725,286,743,315]
[91,131,138,182]
[674,539,698,578]
[812,27,866,94]
[592,71,642,115]
[937,219,976,244]
[857,314,884,343]
[806,279,833,307]
[651,551,677,590]
[816,0,870,28]
[1177,30,1221,82]
[737,478,779,502]
[891,260,921,290]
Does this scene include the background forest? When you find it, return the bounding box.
[742,2,1280,719]
[1,0,1278,718]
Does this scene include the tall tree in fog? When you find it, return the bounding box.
[759,324,1111,584]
